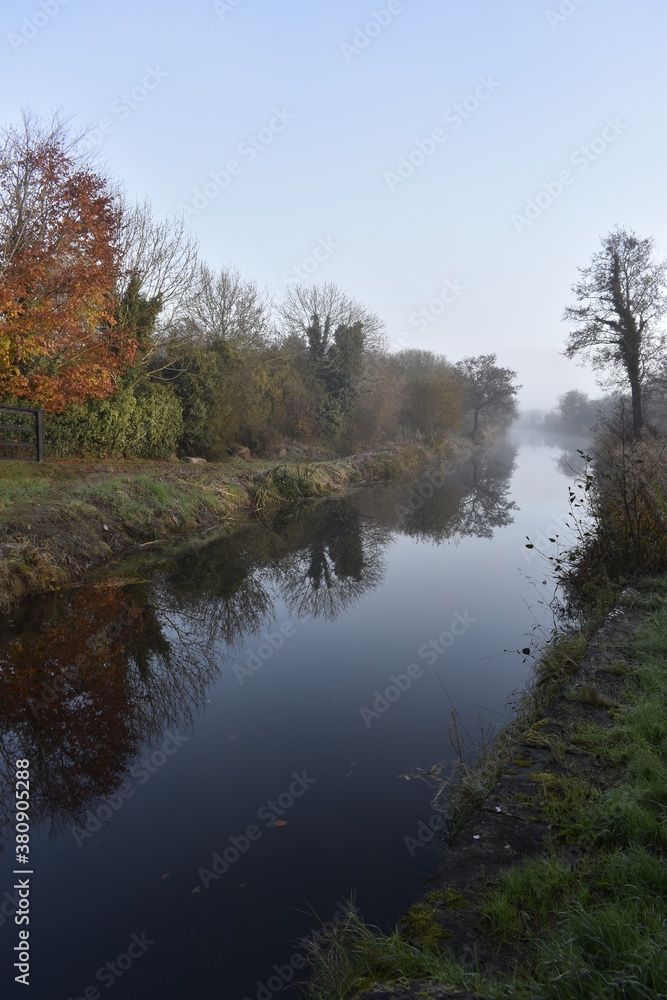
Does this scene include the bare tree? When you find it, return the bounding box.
[180,261,272,350]
[277,281,386,354]
[563,226,667,437]
[114,196,199,348]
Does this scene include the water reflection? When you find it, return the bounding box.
[0,588,155,840]
[511,426,593,481]
[271,500,389,620]
[0,442,520,850]
[444,443,519,539]
[360,440,518,542]
[554,447,592,480]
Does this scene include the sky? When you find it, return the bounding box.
[1,0,666,410]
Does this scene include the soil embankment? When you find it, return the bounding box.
[0,444,445,613]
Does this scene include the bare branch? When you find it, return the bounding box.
[114,196,199,347]
[562,226,667,434]
[277,281,387,355]
[179,261,272,351]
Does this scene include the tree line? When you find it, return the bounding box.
[0,111,520,459]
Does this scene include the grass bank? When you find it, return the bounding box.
[0,444,437,613]
[301,577,667,999]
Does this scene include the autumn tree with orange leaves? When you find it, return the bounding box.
[0,112,138,411]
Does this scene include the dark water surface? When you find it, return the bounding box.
[0,432,584,1000]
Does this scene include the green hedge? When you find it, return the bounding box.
[44,381,183,459]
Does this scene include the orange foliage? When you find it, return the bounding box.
[0,136,136,411]
[0,587,147,815]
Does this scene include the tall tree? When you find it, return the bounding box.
[180,261,271,350]
[303,315,365,435]
[278,281,386,354]
[563,226,667,437]
[455,354,521,438]
[0,112,135,410]
[114,197,199,355]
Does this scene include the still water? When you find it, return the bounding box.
[0,431,586,999]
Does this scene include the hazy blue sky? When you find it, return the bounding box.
[2,0,665,408]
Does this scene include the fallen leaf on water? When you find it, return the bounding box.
[345,771,353,778]
[191,886,201,894]
[273,820,288,827]
[161,873,170,879]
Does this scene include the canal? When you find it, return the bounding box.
[0,430,586,999]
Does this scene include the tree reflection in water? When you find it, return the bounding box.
[0,587,161,842]
[554,447,591,480]
[449,444,519,539]
[0,441,520,846]
[355,440,519,544]
[270,501,389,621]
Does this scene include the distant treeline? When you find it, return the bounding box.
[520,389,667,438]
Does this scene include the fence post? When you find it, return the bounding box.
[36,409,44,463]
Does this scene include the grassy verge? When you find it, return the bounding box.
[0,445,432,613]
[441,625,596,840]
[300,578,667,999]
